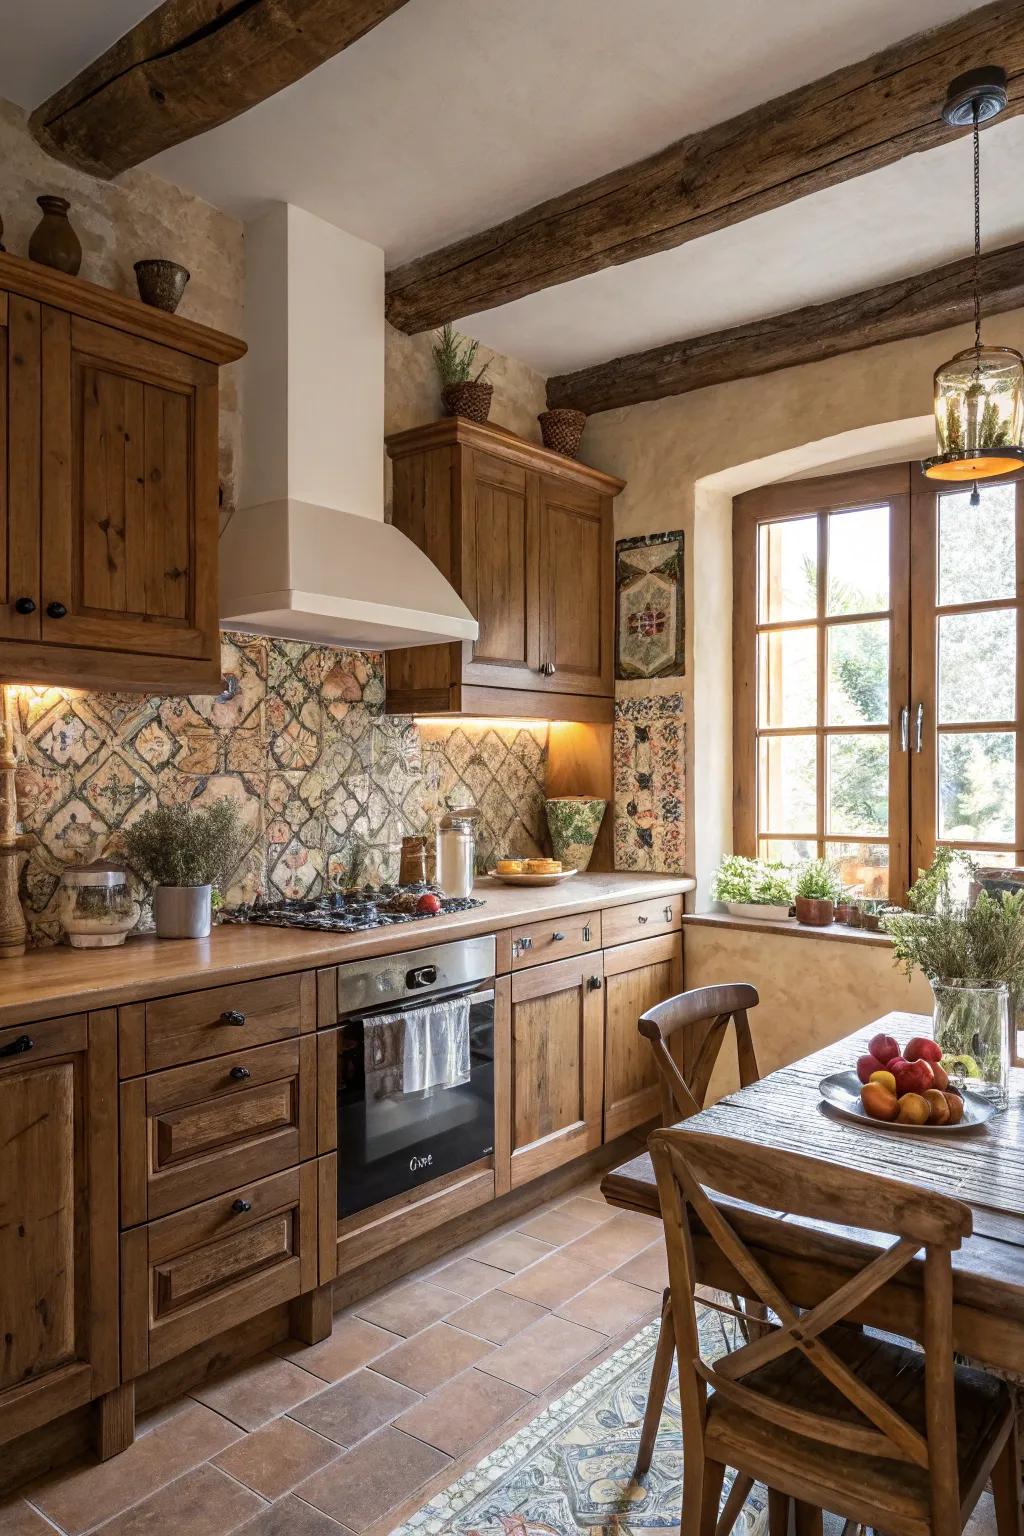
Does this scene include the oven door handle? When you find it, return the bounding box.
[342,983,494,1023]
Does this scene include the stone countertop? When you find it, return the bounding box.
[0,872,694,1028]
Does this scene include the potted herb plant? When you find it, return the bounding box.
[433,322,492,422]
[711,855,793,920]
[884,849,1023,1106]
[123,799,245,939]
[794,858,842,926]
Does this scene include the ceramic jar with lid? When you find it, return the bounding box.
[59,861,136,947]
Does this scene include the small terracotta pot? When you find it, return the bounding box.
[28,196,81,276]
[538,408,587,459]
[134,259,190,313]
[795,895,835,927]
[441,381,493,422]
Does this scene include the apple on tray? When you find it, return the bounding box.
[867,1033,901,1065]
[851,1032,963,1127]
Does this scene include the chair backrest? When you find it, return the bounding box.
[638,982,760,1125]
[649,1126,973,1534]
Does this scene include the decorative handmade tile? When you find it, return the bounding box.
[615,530,685,681]
[614,694,686,874]
[10,634,551,944]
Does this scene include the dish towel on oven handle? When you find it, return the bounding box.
[401,995,471,1096]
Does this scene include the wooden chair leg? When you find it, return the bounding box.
[768,1489,791,1536]
[698,1459,727,1536]
[634,1290,674,1478]
[715,1472,754,1536]
[991,1417,1023,1536]
[794,1502,823,1536]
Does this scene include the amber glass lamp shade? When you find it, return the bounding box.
[922,344,1024,481]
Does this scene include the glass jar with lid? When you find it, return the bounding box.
[59,861,136,948]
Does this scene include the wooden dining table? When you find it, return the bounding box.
[601,1010,1024,1377]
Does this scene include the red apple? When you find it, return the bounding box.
[857,1053,885,1084]
[868,1033,901,1065]
[904,1036,942,1064]
[416,893,442,914]
[889,1056,922,1096]
[903,1058,935,1094]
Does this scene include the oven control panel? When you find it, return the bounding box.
[335,934,496,1018]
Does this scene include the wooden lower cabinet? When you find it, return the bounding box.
[0,1011,119,1446]
[602,935,682,1141]
[120,1163,318,1377]
[509,954,604,1187]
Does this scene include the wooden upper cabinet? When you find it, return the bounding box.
[0,252,244,693]
[386,418,623,721]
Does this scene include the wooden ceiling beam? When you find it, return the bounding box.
[544,241,1024,415]
[29,0,412,179]
[386,0,1024,334]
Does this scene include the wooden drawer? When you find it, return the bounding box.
[120,1164,318,1377]
[120,1037,317,1226]
[140,972,314,1072]
[601,894,682,949]
[509,909,601,970]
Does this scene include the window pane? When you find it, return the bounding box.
[938,482,1015,605]
[938,731,1015,842]
[758,517,817,623]
[758,735,816,834]
[827,621,889,725]
[758,836,814,867]
[827,733,888,835]
[827,505,889,615]
[827,841,889,899]
[758,628,816,727]
[939,848,1019,903]
[938,609,1016,724]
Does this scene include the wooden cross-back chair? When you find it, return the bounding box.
[650,1126,1021,1536]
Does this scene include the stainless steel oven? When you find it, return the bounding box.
[335,935,496,1218]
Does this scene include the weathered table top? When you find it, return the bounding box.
[602,1010,1024,1374]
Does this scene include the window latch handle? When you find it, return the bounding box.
[914,702,925,754]
[899,705,909,753]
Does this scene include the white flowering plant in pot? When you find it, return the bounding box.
[711,855,793,920]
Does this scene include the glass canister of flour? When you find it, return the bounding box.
[436,807,480,899]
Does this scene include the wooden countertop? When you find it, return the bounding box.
[0,873,694,1027]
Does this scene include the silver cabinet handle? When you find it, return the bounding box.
[540,661,556,677]
[552,931,565,942]
[899,705,909,752]
[915,702,924,753]
[663,905,673,922]
[582,924,592,943]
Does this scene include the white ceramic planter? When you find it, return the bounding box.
[725,901,791,921]
[153,884,212,939]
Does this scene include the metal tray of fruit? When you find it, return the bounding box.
[819,1070,994,1131]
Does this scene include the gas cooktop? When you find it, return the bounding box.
[223,887,484,934]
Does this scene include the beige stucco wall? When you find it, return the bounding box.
[683,923,934,1101]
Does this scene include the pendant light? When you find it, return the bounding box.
[922,67,1024,501]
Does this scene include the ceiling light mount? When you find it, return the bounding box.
[941,66,1008,128]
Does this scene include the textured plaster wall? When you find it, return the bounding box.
[0,98,245,516]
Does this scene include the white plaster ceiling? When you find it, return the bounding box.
[1,0,1014,376]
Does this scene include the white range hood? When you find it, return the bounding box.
[220,204,477,650]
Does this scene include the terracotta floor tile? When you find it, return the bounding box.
[92,1463,265,1535]
[559,1211,656,1269]
[354,1278,461,1336]
[242,1495,354,1534]
[0,1501,55,1535]
[213,1415,342,1500]
[446,1290,548,1345]
[279,1317,402,1382]
[516,1207,602,1247]
[472,1232,553,1273]
[295,1426,450,1532]
[498,1250,597,1309]
[552,1194,614,1226]
[393,1367,533,1457]
[477,1313,605,1393]
[191,1353,325,1431]
[288,1367,420,1447]
[428,1256,508,1298]
[555,1275,660,1335]
[370,1322,493,1393]
[26,1402,243,1535]
[614,1238,669,1293]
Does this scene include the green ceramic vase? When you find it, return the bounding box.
[545,797,607,872]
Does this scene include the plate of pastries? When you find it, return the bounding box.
[488,858,578,886]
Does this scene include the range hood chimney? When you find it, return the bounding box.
[220,204,477,649]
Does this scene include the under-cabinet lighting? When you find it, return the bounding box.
[413,716,550,731]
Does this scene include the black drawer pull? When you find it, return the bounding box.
[229,1065,251,1081]
[552,931,565,942]
[14,596,36,615]
[46,600,67,619]
[231,1199,252,1214]
[0,1034,34,1058]
[588,975,602,991]
[637,915,648,925]
[664,905,673,922]
[221,1009,246,1026]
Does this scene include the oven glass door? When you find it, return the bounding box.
[337,987,494,1218]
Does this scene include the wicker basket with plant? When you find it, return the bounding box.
[433,323,493,422]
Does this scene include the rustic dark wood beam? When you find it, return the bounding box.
[544,242,1024,415]
[386,0,1024,334]
[29,0,412,179]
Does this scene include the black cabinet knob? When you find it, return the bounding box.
[221,1009,246,1026]
[0,1034,34,1058]
[46,601,67,619]
[14,597,36,615]
[552,931,565,942]
[587,975,602,991]
[231,1199,252,1214]
[229,1065,251,1081]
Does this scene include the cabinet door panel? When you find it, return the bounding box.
[538,477,612,695]
[510,955,603,1186]
[0,293,41,641]
[462,449,540,688]
[603,935,682,1141]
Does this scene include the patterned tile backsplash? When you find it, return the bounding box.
[10,633,549,946]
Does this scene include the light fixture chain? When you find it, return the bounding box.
[973,100,982,352]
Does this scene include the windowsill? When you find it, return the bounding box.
[683,911,893,947]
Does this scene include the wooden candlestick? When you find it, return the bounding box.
[0,686,27,958]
